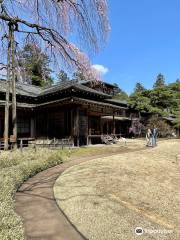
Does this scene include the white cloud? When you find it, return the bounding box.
[92,64,109,75]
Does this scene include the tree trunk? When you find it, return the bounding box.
[11,25,17,144]
[4,24,12,150]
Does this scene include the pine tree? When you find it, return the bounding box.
[134,82,146,93]
[112,84,129,101]
[18,44,53,86]
[153,74,165,88]
[58,70,69,83]
[73,71,85,82]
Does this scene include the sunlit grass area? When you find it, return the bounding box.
[70,139,146,157]
[54,139,180,240]
[0,148,64,240]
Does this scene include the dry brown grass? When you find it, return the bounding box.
[54,139,180,240]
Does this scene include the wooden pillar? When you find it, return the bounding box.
[177,127,180,137]
[113,115,116,135]
[100,117,103,135]
[70,109,74,146]
[46,110,49,139]
[30,118,35,138]
[107,121,109,134]
[0,119,1,138]
[86,114,89,145]
[76,108,79,147]
[74,108,79,147]
[88,116,91,145]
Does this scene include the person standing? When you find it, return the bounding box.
[129,127,134,138]
[146,129,152,147]
[153,127,158,146]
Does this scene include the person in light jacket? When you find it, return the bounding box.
[146,129,152,147]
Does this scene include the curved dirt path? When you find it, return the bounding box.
[15,147,146,240]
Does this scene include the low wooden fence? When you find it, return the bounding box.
[0,138,74,152]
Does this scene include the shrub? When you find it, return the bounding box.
[145,116,173,137]
[0,149,64,240]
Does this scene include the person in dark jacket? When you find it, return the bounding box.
[152,127,158,147]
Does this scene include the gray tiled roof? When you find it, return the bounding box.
[16,82,42,96]
[0,79,41,97]
[0,79,110,98]
[0,96,128,110]
[1,80,128,111]
[72,97,127,109]
[80,80,118,88]
[40,81,110,97]
[105,98,128,106]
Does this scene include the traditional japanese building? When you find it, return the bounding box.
[0,79,139,146]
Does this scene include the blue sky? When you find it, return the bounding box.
[92,0,180,94]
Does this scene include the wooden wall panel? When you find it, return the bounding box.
[79,110,88,136]
[48,111,65,138]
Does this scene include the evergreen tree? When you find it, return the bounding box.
[169,79,180,101]
[72,71,85,82]
[128,93,152,112]
[129,89,163,114]
[58,70,69,83]
[150,87,176,112]
[18,44,53,87]
[113,86,129,101]
[173,109,180,128]
[134,82,146,93]
[153,74,165,89]
[169,80,180,127]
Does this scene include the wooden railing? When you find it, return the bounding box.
[0,137,74,151]
[32,138,74,149]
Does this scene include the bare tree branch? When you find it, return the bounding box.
[0,64,6,70]
[0,0,109,78]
